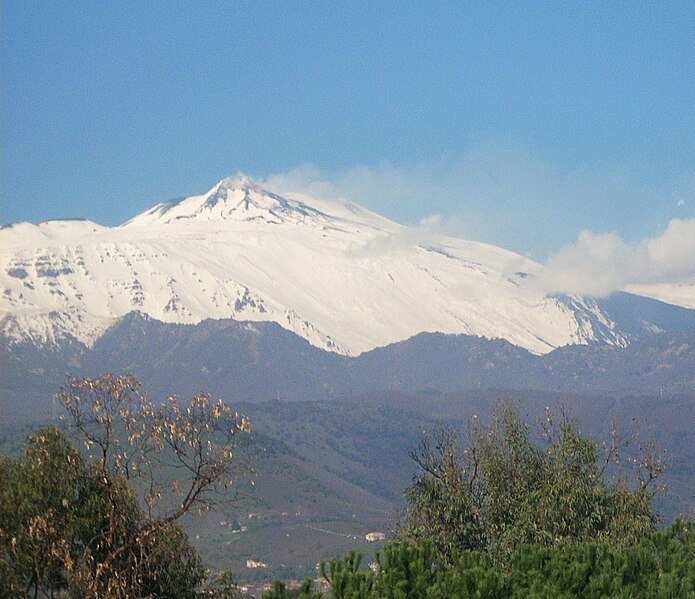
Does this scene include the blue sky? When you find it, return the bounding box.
[2,1,694,262]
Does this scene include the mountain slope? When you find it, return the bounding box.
[2,311,692,425]
[0,175,682,356]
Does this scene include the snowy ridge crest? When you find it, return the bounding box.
[123,175,333,228]
[1,175,638,355]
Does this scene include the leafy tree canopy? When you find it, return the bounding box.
[401,403,661,563]
[0,374,251,599]
[290,522,694,598]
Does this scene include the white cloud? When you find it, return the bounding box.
[263,157,695,297]
[263,162,435,223]
[530,219,695,297]
[264,167,446,258]
[261,144,682,260]
[345,214,442,259]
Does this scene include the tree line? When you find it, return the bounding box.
[262,403,692,598]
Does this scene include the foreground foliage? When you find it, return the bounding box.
[402,403,661,562]
[262,404,690,599]
[0,375,250,599]
[2,387,689,598]
[264,523,695,598]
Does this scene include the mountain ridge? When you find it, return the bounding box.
[2,307,693,425]
[1,176,691,356]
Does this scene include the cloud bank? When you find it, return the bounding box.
[262,146,694,296]
[263,150,591,258]
[530,219,695,297]
[263,144,692,260]
[344,215,442,259]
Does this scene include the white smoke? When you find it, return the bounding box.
[530,219,695,297]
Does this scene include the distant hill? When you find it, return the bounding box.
[2,310,693,423]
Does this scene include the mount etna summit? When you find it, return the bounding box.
[2,175,683,356]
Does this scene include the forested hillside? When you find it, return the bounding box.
[2,376,693,597]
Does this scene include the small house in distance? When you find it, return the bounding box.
[365,532,386,542]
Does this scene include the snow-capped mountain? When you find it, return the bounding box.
[0,175,642,355]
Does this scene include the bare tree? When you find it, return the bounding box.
[53,374,252,598]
